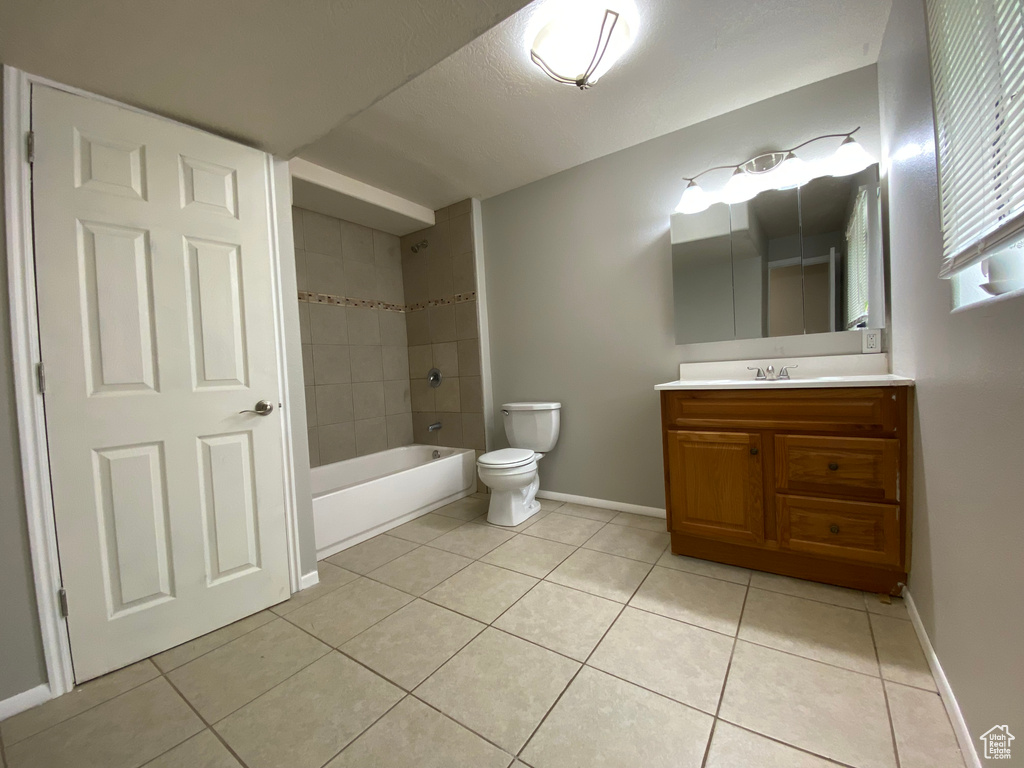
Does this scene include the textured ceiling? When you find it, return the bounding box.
[0,0,531,155]
[300,0,893,208]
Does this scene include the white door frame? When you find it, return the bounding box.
[3,66,306,698]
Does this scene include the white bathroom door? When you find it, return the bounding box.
[32,85,291,682]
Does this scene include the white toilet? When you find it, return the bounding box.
[477,402,561,527]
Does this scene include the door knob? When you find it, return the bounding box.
[749,447,759,456]
[829,524,840,534]
[239,400,274,416]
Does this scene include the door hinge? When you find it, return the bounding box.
[57,588,68,618]
[26,131,35,164]
[36,362,46,394]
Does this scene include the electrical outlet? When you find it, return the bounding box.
[862,328,882,353]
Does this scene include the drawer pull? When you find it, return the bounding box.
[829,524,840,534]
[750,447,759,456]
[828,462,840,471]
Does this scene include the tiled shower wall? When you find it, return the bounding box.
[294,208,413,467]
[400,200,485,450]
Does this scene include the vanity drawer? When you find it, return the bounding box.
[661,388,899,433]
[778,494,900,566]
[775,435,899,501]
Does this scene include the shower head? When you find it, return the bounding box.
[411,239,428,253]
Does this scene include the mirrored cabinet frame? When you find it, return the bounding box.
[670,164,888,353]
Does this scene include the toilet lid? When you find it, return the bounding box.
[477,448,536,468]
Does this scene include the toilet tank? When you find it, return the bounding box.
[502,402,561,453]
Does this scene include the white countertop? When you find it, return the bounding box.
[656,374,914,390]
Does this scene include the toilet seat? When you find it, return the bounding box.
[477,448,536,469]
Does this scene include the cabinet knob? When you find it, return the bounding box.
[828,462,839,471]
[829,524,840,534]
[750,447,759,456]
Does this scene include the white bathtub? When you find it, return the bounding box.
[312,445,477,560]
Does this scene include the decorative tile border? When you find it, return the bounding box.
[297,290,476,313]
[406,292,477,312]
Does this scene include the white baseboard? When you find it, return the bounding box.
[298,570,320,591]
[536,490,665,519]
[0,683,51,721]
[903,589,982,768]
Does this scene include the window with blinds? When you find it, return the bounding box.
[845,188,870,328]
[926,0,1024,277]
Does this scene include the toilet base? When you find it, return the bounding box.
[486,473,541,527]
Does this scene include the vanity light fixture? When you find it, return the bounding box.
[675,128,874,214]
[530,2,636,89]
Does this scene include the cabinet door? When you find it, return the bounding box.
[666,430,764,544]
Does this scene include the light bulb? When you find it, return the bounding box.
[720,169,760,205]
[675,181,710,214]
[772,153,813,189]
[829,137,874,177]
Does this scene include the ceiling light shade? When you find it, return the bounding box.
[676,181,711,214]
[829,136,874,176]
[531,2,636,89]
[720,168,761,205]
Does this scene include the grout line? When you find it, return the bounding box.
[154,613,282,674]
[409,693,516,757]
[701,719,721,768]
[714,718,867,768]
[324,539,425,577]
[0,664,163,749]
[729,637,888,682]
[700,579,750,768]
[745,585,873,615]
[870,610,904,768]
[746,582,871,612]
[313,693,409,768]
[515,575,639,760]
[155,675,251,768]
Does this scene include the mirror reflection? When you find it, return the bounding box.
[671,164,884,345]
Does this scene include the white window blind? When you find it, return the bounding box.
[926,0,1024,277]
[845,188,870,328]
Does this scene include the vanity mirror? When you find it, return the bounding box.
[671,164,885,345]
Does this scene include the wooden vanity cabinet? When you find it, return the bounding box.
[661,387,912,594]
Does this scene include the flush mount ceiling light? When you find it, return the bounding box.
[530,1,637,89]
[675,128,874,214]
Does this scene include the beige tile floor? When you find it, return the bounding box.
[0,494,967,768]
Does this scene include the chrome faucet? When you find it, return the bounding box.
[748,364,797,381]
[428,422,442,432]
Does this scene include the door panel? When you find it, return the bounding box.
[666,430,764,544]
[94,442,173,613]
[34,85,290,681]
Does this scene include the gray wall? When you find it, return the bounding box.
[481,66,881,509]
[879,0,1024,748]
[0,70,50,701]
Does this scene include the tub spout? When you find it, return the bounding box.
[428,422,442,432]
